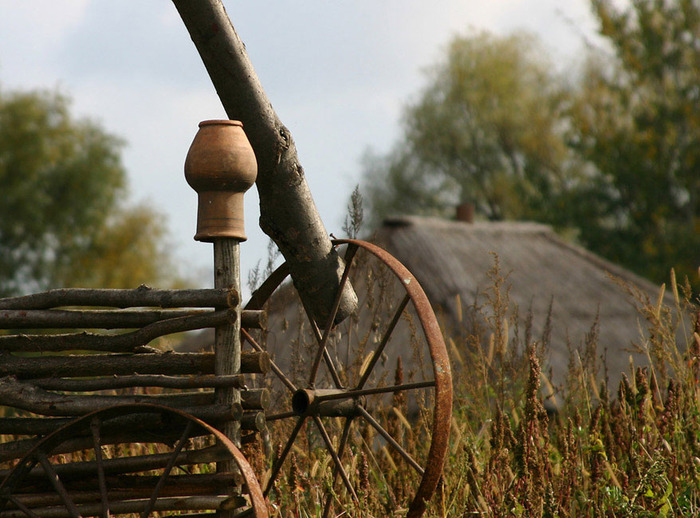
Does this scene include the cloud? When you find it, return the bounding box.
[0,1,90,84]
[55,2,205,90]
[0,0,596,286]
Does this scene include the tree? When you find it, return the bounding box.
[0,88,183,296]
[361,16,698,290]
[362,31,581,228]
[568,0,700,288]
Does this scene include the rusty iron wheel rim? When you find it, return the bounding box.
[244,239,452,518]
[0,403,268,518]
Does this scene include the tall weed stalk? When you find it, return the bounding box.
[431,264,699,517]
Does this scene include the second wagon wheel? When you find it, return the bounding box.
[243,239,452,518]
[0,404,267,518]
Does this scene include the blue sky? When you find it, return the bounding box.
[0,1,597,294]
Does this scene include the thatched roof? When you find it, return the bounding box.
[372,215,669,390]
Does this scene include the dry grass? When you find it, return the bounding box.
[426,263,700,518]
[255,257,700,517]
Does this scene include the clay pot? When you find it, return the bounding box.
[185,120,258,242]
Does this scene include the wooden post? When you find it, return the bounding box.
[213,242,243,518]
[213,239,242,448]
[184,120,257,517]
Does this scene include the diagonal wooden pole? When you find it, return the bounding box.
[172,0,357,327]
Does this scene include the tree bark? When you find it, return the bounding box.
[30,373,244,391]
[0,310,235,352]
[0,380,265,419]
[172,0,357,326]
[0,287,237,310]
[0,351,269,379]
[0,446,233,482]
[0,379,225,416]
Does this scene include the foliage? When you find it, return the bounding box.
[0,87,183,294]
[362,31,581,228]
[568,0,700,290]
[342,184,364,239]
[361,4,699,290]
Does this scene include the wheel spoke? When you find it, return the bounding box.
[355,294,410,391]
[141,420,194,517]
[317,380,436,402]
[264,416,306,498]
[242,329,297,393]
[312,416,359,504]
[321,418,354,518]
[357,406,424,476]
[304,318,343,389]
[36,450,83,518]
[90,417,111,518]
[308,244,359,388]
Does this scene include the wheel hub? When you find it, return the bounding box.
[291,388,364,418]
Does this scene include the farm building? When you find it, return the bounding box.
[370,213,676,392]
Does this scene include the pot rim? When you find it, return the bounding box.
[198,119,243,128]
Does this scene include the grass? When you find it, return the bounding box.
[423,263,700,518]
[253,255,699,517]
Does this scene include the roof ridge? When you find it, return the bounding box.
[382,215,552,233]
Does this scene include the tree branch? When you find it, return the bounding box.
[31,373,245,392]
[0,351,269,379]
[0,308,211,329]
[0,310,234,352]
[172,0,357,326]
[0,379,266,419]
[0,287,237,310]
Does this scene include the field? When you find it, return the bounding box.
[427,269,700,518]
[260,261,700,517]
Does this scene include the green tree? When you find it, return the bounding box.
[568,0,700,288]
[0,88,183,295]
[362,31,581,227]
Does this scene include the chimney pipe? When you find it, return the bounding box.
[456,202,474,223]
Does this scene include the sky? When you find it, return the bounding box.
[0,1,599,296]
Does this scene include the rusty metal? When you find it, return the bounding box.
[342,240,453,518]
[0,404,268,518]
[245,239,453,518]
[185,120,258,242]
[292,388,365,418]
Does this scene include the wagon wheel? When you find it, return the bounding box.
[243,239,452,517]
[0,404,267,518]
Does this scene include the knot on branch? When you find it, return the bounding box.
[278,126,291,150]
